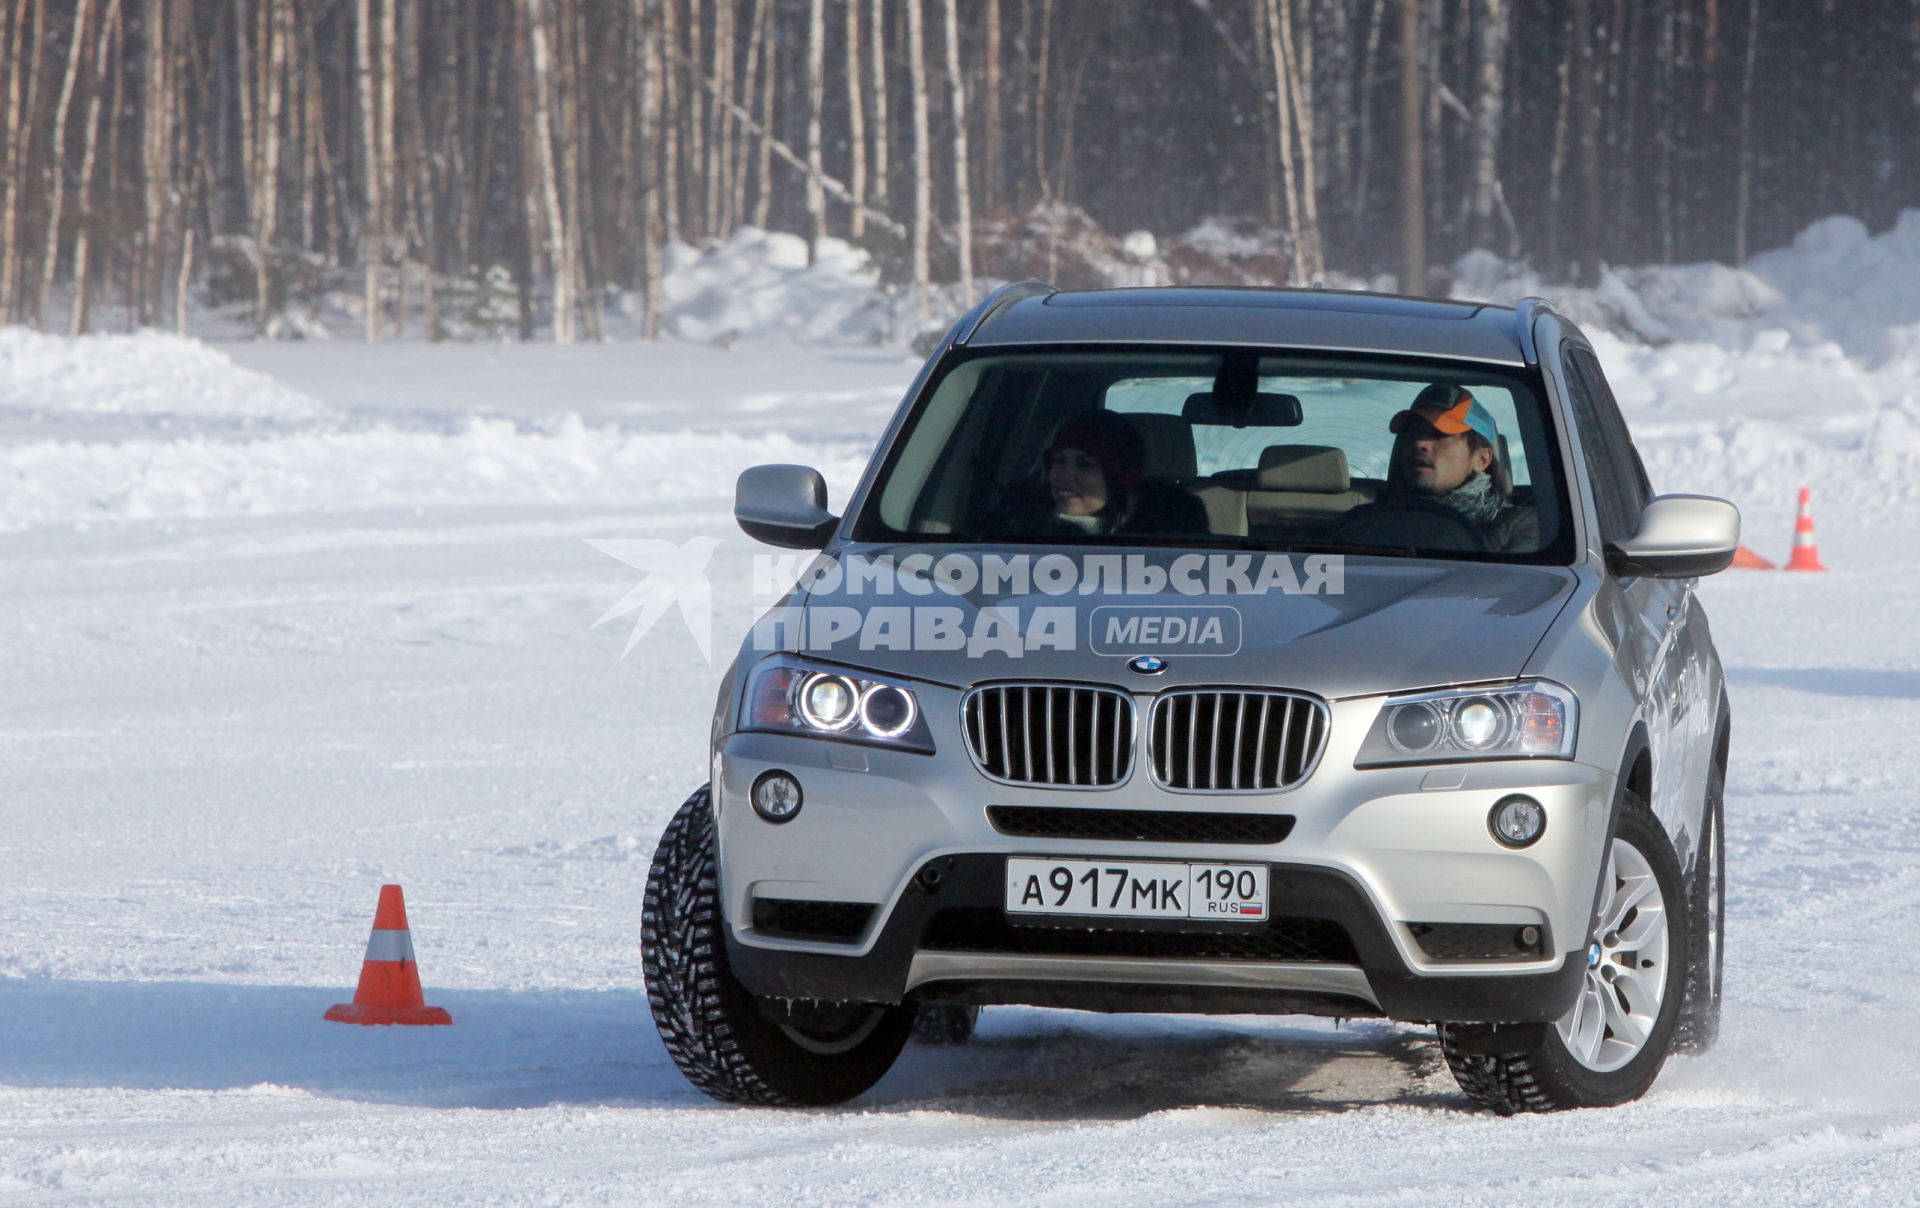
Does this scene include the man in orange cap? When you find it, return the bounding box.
[1384,384,1539,553]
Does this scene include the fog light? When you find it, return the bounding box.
[751,770,803,824]
[1489,794,1546,848]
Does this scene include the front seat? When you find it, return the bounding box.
[1244,444,1375,536]
[1121,412,1247,536]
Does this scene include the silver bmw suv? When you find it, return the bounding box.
[643,284,1735,1114]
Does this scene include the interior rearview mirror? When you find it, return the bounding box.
[735,464,839,549]
[1181,391,1303,427]
[1606,494,1741,579]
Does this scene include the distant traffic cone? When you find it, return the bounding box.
[1730,544,1775,570]
[1783,487,1827,572]
[325,885,452,1026]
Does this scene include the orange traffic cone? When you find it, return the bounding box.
[1783,487,1827,572]
[325,885,453,1026]
[1730,545,1775,570]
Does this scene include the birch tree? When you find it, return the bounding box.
[36,0,94,326]
[1397,0,1424,293]
[1468,0,1508,250]
[845,0,867,239]
[906,0,930,318]
[805,0,826,256]
[942,0,971,305]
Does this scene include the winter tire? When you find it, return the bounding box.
[1438,789,1688,1114]
[1675,751,1726,1054]
[911,1003,980,1046]
[641,784,915,1106]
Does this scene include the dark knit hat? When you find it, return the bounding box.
[1044,410,1146,493]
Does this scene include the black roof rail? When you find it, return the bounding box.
[953,279,1057,346]
[1513,296,1555,365]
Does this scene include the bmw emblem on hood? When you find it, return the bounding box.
[1128,655,1169,675]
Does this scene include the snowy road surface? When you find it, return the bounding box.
[4,330,1920,1204]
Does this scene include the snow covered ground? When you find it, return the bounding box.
[5,222,1920,1202]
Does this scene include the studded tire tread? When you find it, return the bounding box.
[1436,789,1688,1114]
[642,784,912,1106]
[1674,752,1726,1055]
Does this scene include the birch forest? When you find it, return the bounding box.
[1,0,1916,340]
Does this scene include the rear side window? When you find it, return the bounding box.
[1563,344,1649,544]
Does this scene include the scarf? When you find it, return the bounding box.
[1439,471,1508,526]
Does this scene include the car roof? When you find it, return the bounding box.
[965,286,1530,366]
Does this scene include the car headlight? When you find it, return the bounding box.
[1355,681,1576,766]
[740,657,935,753]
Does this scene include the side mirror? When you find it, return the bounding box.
[1606,494,1741,579]
[735,464,840,549]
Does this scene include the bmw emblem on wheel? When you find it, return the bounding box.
[1128,655,1169,675]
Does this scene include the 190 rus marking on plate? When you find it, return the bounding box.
[1005,857,1268,922]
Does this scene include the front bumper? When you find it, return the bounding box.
[713,694,1612,1024]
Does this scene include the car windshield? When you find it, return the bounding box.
[854,348,1573,563]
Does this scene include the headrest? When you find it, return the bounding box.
[1122,412,1199,481]
[1255,444,1350,493]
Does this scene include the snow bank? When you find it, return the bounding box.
[0,418,872,530]
[657,227,897,346]
[1453,212,1920,522]
[0,328,328,423]
[0,328,873,530]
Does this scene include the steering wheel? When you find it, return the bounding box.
[1331,496,1492,553]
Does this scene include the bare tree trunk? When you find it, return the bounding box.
[805,0,826,255]
[356,0,382,339]
[379,0,402,328]
[675,39,904,236]
[1351,0,1386,242]
[868,0,888,208]
[706,0,733,237]
[685,0,705,242]
[660,0,680,239]
[1468,0,1508,250]
[1263,0,1303,282]
[1031,0,1050,198]
[982,0,1000,214]
[524,0,574,341]
[1731,0,1759,263]
[0,0,16,322]
[3,0,47,324]
[732,0,766,226]
[1277,0,1321,279]
[752,0,775,227]
[638,0,664,338]
[1544,24,1570,272]
[68,0,118,335]
[1570,0,1598,282]
[139,0,171,325]
[36,0,95,327]
[942,0,971,304]
[1397,0,1424,294]
[175,223,192,334]
[845,0,867,238]
[252,0,288,331]
[906,0,930,319]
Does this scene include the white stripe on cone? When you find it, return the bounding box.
[363,928,417,963]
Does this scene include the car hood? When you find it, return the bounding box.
[782,545,1577,699]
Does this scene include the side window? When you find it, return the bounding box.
[1572,348,1653,510]
[1560,344,1639,545]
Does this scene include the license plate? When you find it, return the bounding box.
[1005,858,1268,923]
